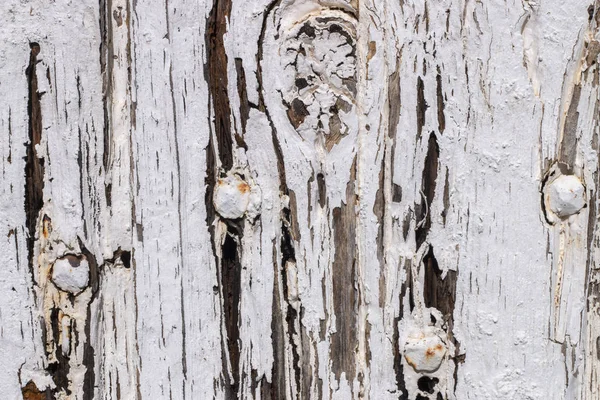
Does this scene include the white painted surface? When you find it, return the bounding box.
[0,0,599,399]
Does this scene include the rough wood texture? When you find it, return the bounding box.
[2,0,600,399]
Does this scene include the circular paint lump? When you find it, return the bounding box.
[213,174,251,219]
[404,333,447,373]
[51,255,90,295]
[546,175,585,218]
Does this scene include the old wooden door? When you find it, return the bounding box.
[2,0,600,399]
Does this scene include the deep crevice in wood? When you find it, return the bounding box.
[99,0,112,177]
[234,58,250,143]
[205,0,234,171]
[436,69,445,134]
[221,229,242,397]
[416,77,427,138]
[280,205,302,397]
[24,42,44,279]
[204,0,246,395]
[80,242,100,400]
[422,247,462,393]
[48,306,71,397]
[416,132,439,248]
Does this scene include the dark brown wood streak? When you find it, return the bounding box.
[416,132,439,248]
[221,227,243,398]
[80,243,99,400]
[206,0,234,171]
[99,0,113,206]
[416,126,461,395]
[22,40,60,400]
[423,247,462,393]
[24,42,44,278]
[331,160,358,383]
[205,0,243,398]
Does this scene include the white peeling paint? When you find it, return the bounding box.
[1,0,600,399]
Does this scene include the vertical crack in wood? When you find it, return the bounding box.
[204,0,244,396]
[413,126,460,395]
[204,151,244,397]
[24,42,44,278]
[317,173,326,209]
[416,77,427,138]
[435,69,445,134]
[422,247,462,393]
[204,150,243,398]
[168,53,188,385]
[388,60,401,140]
[80,243,99,400]
[221,228,242,398]
[280,203,302,397]
[416,132,439,248]
[234,58,250,141]
[394,261,412,400]
[442,170,450,226]
[48,305,70,396]
[99,0,113,204]
[205,0,234,171]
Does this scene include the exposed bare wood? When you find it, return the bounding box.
[3,0,600,399]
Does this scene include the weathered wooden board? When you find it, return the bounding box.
[2,0,600,399]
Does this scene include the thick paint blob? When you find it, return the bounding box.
[404,333,447,373]
[51,255,90,295]
[545,175,586,218]
[213,174,251,219]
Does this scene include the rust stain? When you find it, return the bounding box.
[42,215,51,238]
[425,344,444,358]
[367,41,377,61]
[21,381,47,400]
[237,182,250,193]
